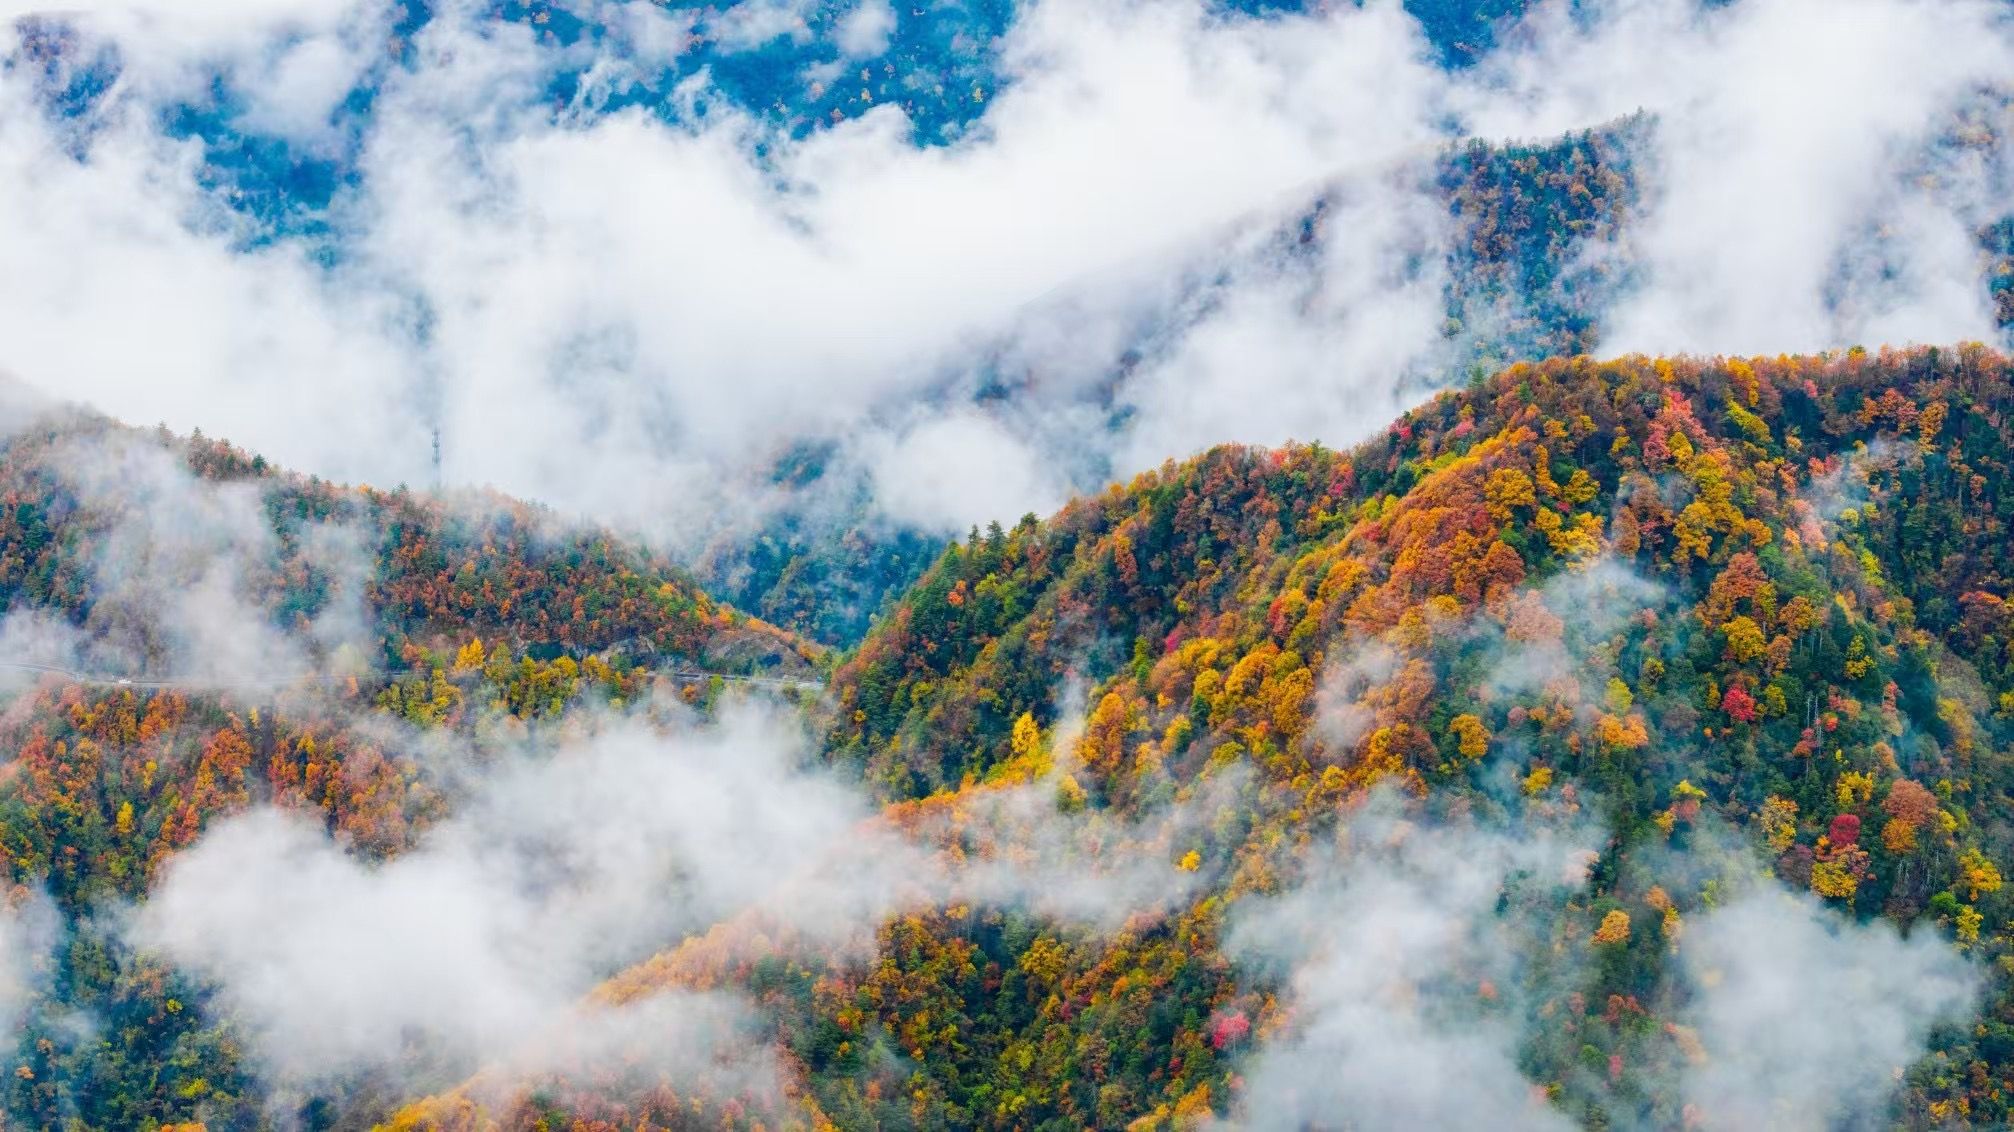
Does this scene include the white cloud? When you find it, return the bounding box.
[0,0,385,109]
[1460,0,2013,356]
[0,0,1457,540]
[1222,799,1981,1130]
[129,699,1208,1090]
[234,32,371,141]
[1114,169,1453,471]
[1223,799,1597,1130]
[0,892,58,1043]
[1680,889,1979,1130]
[865,408,1065,529]
[0,0,2005,544]
[835,0,895,59]
[0,0,361,46]
[132,708,879,1084]
[0,90,432,488]
[710,0,818,52]
[610,1,695,70]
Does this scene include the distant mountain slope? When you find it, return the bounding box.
[0,394,820,680]
[1438,115,1644,368]
[706,116,1647,649]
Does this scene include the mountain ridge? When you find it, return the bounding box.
[3,344,2014,1128]
[367,341,2014,1130]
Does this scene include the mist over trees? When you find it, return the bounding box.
[2,0,2014,1129]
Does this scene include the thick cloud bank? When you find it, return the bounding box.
[1680,890,1979,1130]
[0,399,376,684]
[1221,803,1979,1130]
[0,0,2005,537]
[1224,806,1596,1130]
[128,701,1211,1091]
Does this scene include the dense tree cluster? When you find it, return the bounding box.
[802,344,2014,1128]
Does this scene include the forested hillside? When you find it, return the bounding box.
[6,346,2014,1130]
[0,398,818,678]
[376,344,2014,1129]
[0,395,830,1129]
[3,0,2012,1126]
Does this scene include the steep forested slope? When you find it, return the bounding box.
[760,345,2014,1127]
[388,345,2014,1130]
[829,346,2014,795]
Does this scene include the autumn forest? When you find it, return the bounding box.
[6,0,2014,1129]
